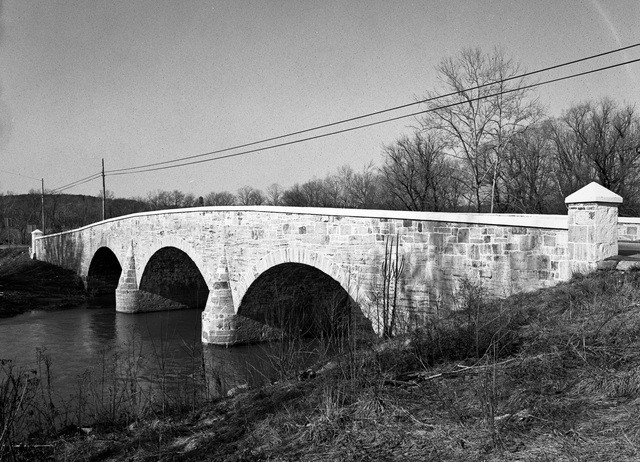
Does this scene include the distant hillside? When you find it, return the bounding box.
[0,193,148,244]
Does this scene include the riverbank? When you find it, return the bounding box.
[7,268,640,461]
[0,247,86,318]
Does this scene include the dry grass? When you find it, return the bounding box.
[7,269,640,461]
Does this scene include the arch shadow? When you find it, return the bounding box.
[238,262,372,340]
[87,246,122,306]
[137,236,210,285]
[235,248,364,309]
[139,246,210,310]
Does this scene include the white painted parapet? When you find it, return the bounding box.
[617,217,640,242]
[565,182,622,274]
[30,229,43,259]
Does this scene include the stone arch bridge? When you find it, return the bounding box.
[31,183,625,345]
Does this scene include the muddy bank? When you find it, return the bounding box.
[0,246,86,318]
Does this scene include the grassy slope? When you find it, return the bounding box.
[44,269,640,461]
[0,247,86,317]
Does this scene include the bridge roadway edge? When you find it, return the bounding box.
[31,183,623,346]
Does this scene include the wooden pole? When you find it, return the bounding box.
[102,158,106,221]
[41,178,45,234]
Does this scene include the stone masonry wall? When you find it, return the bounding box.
[567,203,618,273]
[34,182,624,344]
[33,206,575,342]
[221,212,570,331]
[618,218,640,242]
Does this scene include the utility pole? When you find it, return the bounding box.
[102,158,106,221]
[41,178,45,234]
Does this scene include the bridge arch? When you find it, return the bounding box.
[138,245,210,310]
[137,235,211,287]
[86,246,123,305]
[234,248,364,310]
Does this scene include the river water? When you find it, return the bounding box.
[0,306,314,404]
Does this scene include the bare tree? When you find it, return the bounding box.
[300,179,330,207]
[204,191,237,206]
[421,47,542,211]
[265,183,284,206]
[281,179,335,207]
[147,190,196,210]
[380,132,461,211]
[498,122,562,213]
[330,163,383,209]
[237,185,265,205]
[96,189,115,200]
[320,174,347,207]
[281,183,308,207]
[347,162,383,209]
[550,99,640,213]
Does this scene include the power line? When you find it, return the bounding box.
[51,172,102,194]
[106,56,640,177]
[52,174,102,193]
[47,43,640,191]
[106,42,640,175]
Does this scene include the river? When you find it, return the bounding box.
[0,306,319,413]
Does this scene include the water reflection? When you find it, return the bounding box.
[0,306,293,400]
[87,307,117,344]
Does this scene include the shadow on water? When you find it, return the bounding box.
[0,303,340,451]
[0,305,323,417]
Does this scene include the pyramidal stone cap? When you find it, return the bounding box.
[565,182,623,204]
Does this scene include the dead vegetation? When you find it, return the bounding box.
[5,269,640,461]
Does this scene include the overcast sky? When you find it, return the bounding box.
[1,0,639,198]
